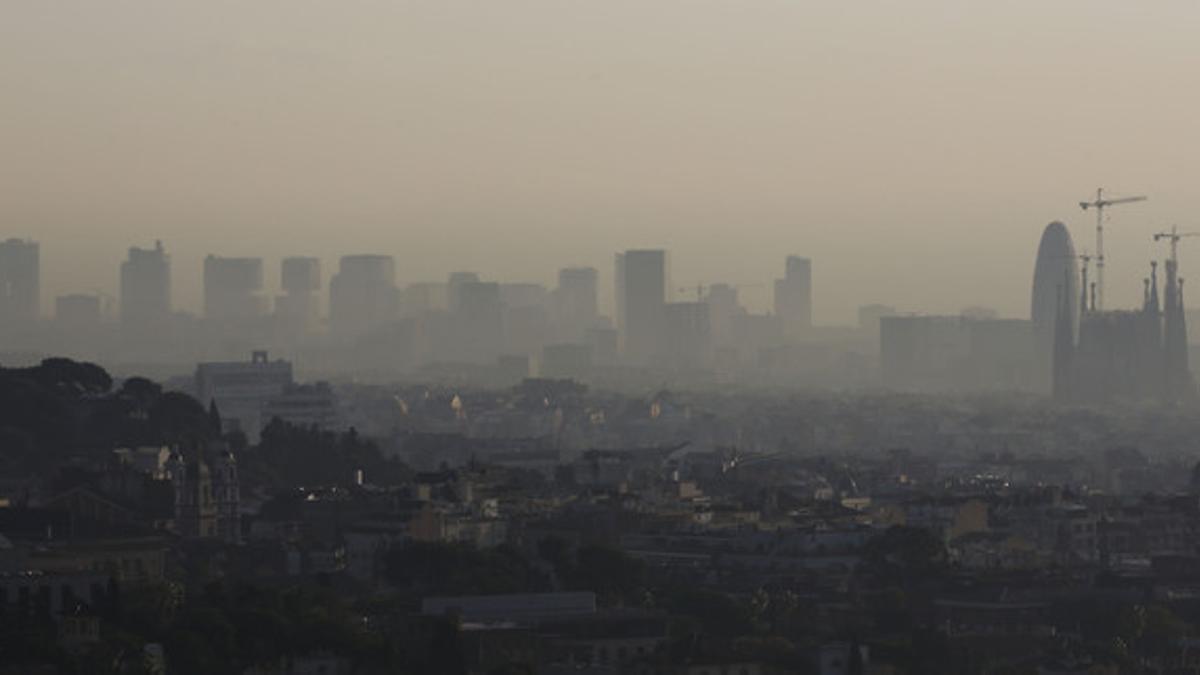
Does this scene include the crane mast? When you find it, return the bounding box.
[1152,225,1200,268]
[1079,188,1147,310]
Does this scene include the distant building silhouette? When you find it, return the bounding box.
[774,255,812,335]
[880,314,1036,391]
[619,249,668,364]
[120,241,170,328]
[0,238,40,326]
[1053,260,1193,404]
[1031,222,1079,391]
[553,267,599,342]
[881,316,970,389]
[329,255,396,339]
[446,271,481,314]
[195,350,294,440]
[203,255,265,320]
[276,256,321,331]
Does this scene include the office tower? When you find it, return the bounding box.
[619,249,668,364]
[773,255,812,336]
[1031,222,1079,392]
[203,255,266,320]
[1031,221,1079,340]
[553,267,598,342]
[276,257,321,330]
[0,238,40,325]
[55,294,102,328]
[329,255,397,339]
[120,241,171,327]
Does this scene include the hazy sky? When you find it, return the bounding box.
[3,1,1198,323]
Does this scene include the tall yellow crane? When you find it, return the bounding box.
[1079,188,1147,310]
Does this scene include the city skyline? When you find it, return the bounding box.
[4,2,1199,321]
[2,219,1194,326]
[6,5,1200,674]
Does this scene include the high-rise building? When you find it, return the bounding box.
[619,249,668,364]
[203,255,265,320]
[773,255,812,336]
[120,241,171,327]
[553,267,598,342]
[0,238,40,325]
[329,255,396,339]
[1031,222,1079,392]
[276,257,321,330]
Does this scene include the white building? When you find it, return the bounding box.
[195,350,293,440]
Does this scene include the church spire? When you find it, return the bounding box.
[1164,261,1193,401]
[1080,263,1089,317]
[1150,261,1160,313]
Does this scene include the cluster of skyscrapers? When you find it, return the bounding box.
[15,222,1182,401]
[0,238,824,383]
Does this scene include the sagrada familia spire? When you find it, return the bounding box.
[1053,258,1193,404]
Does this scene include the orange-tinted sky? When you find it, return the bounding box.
[3,1,1197,323]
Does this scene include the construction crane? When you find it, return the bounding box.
[1152,225,1200,267]
[1079,188,1147,310]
